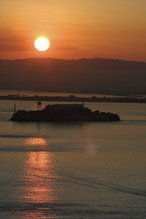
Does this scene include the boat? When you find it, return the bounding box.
[10,103,120,122]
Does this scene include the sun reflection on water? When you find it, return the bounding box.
[25,137,47,147]
[24,151,56,203]
[22,137,57,218]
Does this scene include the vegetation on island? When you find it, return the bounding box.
[10,104,120,122]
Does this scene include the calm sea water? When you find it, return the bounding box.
[0,100,146,218]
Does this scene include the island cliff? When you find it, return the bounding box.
[10,104,120,122]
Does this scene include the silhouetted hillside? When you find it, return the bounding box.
[0,58,146,95]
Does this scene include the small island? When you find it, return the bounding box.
[10,103,120,122]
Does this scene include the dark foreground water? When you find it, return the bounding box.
[0,100,146,218]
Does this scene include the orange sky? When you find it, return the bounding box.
[0,0,146,61]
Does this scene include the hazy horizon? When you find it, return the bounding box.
[1,56,146,64]
[0,58,146,95]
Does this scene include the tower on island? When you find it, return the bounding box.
[37,101,42,110]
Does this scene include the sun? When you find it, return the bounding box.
[34,36,50,52]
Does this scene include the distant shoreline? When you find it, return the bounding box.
[0,94,146,103]
[1,58,146,95]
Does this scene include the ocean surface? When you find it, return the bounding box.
[0,100,146,218]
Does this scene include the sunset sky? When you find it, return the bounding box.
[1,0,146,61]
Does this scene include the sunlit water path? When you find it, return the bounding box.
[0,100,146,218]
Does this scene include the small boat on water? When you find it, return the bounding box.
[10,103,120,122]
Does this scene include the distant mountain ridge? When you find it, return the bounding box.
[0,58,146,95]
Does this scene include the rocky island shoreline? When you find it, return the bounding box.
[10,104,120,122]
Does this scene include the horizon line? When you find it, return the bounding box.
[0,57,146,64]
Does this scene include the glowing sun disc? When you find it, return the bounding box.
[34,37,50,52]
